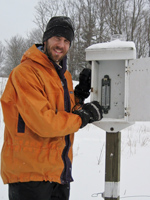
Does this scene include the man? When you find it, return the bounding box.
[0,16,103,200]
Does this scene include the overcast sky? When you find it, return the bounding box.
[0,0,39,44]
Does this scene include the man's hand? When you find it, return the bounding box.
[74,68,91,102]
[73,101,103,128]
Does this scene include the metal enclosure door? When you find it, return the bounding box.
[128,58,150,121]
[91,60,125,119]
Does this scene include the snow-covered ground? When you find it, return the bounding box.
[0,78,150,200]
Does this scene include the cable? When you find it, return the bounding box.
[91,193,150,198]
[121,196,150,199]
[91,193,103,197]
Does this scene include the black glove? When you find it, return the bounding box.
[74,68,91,102]
[73,109,90,128]
[82,101,103,123]
[73,101,103,128]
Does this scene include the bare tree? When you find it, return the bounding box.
[25,0,150,73]
[144,0,150,57]
[3,35,28,76]
[126,0,149,57]
[95,0,109,43]
[2,0,149,78]
[126,0,146,41]
[34,0,63,33]
[0,42,6,77]
[0,42,5,68]
[61,0,99,79]
[26,28,43,46]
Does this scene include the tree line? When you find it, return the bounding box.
[0,0,150,79]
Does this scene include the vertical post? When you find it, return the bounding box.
[103,132,121,200]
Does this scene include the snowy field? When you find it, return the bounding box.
[0,78,150,200]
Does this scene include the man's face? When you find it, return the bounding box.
[44,36,70,64]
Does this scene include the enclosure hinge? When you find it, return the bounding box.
[125,66,131,74]
[124,107,130,116]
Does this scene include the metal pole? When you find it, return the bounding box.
[103,132,121,200]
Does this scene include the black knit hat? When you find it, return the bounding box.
[43,16,74,44]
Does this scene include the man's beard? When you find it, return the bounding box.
[45,43,65,64]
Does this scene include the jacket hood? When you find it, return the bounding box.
[22,44,48,63]
[21,44,54,70]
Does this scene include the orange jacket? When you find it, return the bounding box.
[1,44,82,184]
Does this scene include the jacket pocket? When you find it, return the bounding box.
[17,113,25,133]
[69,91,75,109]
